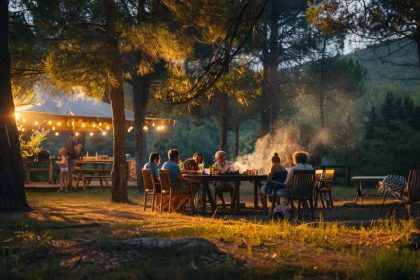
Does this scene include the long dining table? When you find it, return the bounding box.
[183,174,267,214]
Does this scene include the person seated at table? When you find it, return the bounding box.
[183,152,204,172]
[284,151,313,186]
[162,149,199,211]
[143,152,161,182]
[214,150,237,208]
[259,152,288,214]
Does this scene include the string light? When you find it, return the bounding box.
[93,123,96,128]
[89,132,94,137]
[82,123,86,128]
[99,122,102,126]
[15,113,21,120]
[35,121,39,125]
[75,132,80,136]
[102,131,106,136]
[52,126,56,131]
[152,122,155,127]
[143,126,148,131]
[57,122,62,126]
[22,118,26,123]
[21,127,25,132]
[106,125,110,130]
[55,132,59,136]
[48,121,52,125]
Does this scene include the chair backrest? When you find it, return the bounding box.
[323,169,335,181]
[315,169,323,181]
[289,169,315,199]
[272,170,288,183]
[142,169,155,191]
[158,169,172,192]
[407,169,420,203]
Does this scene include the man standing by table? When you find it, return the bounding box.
[64,132,81,190]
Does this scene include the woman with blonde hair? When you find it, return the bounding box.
[56,148,69,192]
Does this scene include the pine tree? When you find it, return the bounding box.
[0,0,29,212]
[365,106,378,140]
[382,92,394,128]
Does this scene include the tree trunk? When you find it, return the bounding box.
[0,0,29,212]
[260,19,271,137]
[219,93,228,152]
[319,36,327,127]
[105,0,128,203]
[133,76,149,192]
[260,1,279,136]
[234,121,239,157]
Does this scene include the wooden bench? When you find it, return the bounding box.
[73,168,111,191]
[24,159,55,184]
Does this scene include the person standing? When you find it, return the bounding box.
[56,148,69,192]
[64,132,81,190]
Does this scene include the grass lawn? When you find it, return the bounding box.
[0,186,419,279]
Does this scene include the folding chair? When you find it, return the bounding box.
[380,170,420,218]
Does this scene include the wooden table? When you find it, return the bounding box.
[75,160,113,189]
[23,159,55,184]
[183,174,267,214]
[351,176,386,205]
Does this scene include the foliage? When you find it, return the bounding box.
[356,92,420,175]
[19,130,49,159]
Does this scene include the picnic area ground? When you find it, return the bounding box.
[1,183,419,279]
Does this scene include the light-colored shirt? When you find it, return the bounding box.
[284,163,313,185]
[162,160,182,183]
[214,161,236,174]
[143,162,159,181]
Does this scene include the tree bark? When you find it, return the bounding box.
[0,0,29,212]
[234,121,239,157]
[133,76,149,192]
[319,36,327,127]
[260,18,271,137]
[105,0,128,203]
[219,92,228,153]
[260,1,279,136]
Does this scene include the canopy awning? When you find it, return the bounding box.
[15,93,175,133]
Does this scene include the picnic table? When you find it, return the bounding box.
[351,176,386,205]
[74,159,113,189]
[183,174,267,214]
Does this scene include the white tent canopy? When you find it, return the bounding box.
[15,93,175,132]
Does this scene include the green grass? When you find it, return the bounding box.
[0,188,418,279]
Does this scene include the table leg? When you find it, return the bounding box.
[48,160,53,184]
[205,183,216,210]
[201,183,207,214]
[254,181,261,209]
[353,181,362,206]
[232,182,240,213]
